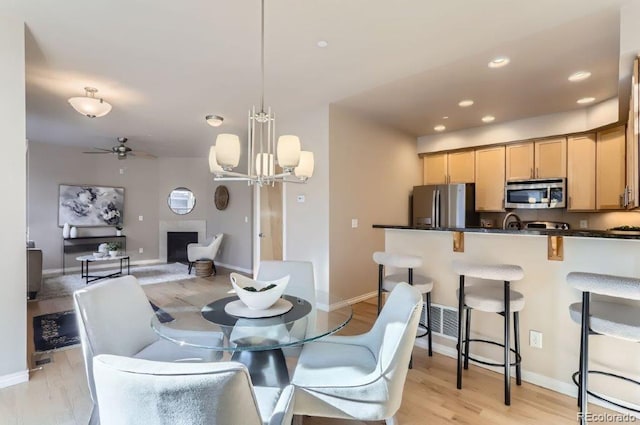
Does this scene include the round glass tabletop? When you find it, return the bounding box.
[150,289,352,352]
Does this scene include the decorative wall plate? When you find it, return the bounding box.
[215,185,230,210]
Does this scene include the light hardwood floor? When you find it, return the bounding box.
[1,269,612,424]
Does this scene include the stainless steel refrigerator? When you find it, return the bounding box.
[412,184,479,228]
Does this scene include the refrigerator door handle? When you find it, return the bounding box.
[435,189,441,228]
[431,189,437,228]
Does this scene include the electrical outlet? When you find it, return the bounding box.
[119,168,125,175]
[579,220,588,229]
[351,218,358,228]
[244,216,249,223]
[529,330,543,349]
[138,247,144,254]
[297,195,305,203]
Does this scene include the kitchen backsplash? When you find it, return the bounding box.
[480,209,640,230]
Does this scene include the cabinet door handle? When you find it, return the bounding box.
[568,196,572,209]
[530,168,533,178]
[536,167,539,178]
[444,174,448,184]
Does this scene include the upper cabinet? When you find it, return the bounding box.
[475,146,505,212]
[423,150,475,185]
[505,138,566,181]
[596,126,626,210]
[567,134,596,211]
[626,57,639,209]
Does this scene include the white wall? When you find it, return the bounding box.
[0,16,27,385]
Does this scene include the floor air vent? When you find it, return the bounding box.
[422,303,458,340]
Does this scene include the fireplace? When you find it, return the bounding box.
[167,232,198,263]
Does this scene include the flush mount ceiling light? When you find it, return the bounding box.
[68,87,112,118]
[577,97,596,104]
[458,99,474,107]
[482,115,496,123]
[205,115,224,127]
[208,0,313,186]
[317,40,329,48]
[434,125,446,132]
[568,71,591,82]
[488,56,510,68]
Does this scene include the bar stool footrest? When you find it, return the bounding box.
[416,322,429,338]
[458,338,522,368]
[571,370,640,413]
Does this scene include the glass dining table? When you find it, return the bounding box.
[150,288,353,387]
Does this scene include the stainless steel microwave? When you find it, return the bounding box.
[504,178,566,209]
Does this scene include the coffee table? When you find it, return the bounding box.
[76,254,131,284]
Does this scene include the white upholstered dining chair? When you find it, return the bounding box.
[291,282,423,424]
[187,233,223,274]
[93,354,295,425]
[74,275,222,425]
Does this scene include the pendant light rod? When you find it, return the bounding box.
[260,0,265,112]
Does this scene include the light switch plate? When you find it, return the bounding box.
[138,215,143,221]
[297,195,305,203]
[529,330,543,349]
[138,247,143,254]
[351,219,358,228]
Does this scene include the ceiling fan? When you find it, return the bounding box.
[83,137,156,160]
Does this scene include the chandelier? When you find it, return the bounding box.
[208,0,314,186]
[68,87,112,118]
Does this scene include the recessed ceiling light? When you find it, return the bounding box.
[442,116,449,120]
[488,56,510,68]
[576,97,595,104]
[482,115,495,123]
[317,40,328,48]
[458,99,474,107]
[434,125,446,132]
[568,71,591,82]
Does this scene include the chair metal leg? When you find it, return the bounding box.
[578,292,590,424]
[504,280,511,406]
[514,311,522,385]
[464,307,471,370]
[377,264,384,315]
[426,291,433,356]
[456,275,465,390]
[188,262,193,274]
[212,261,217,275]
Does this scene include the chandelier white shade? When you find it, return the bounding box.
[207,0,314,186]
[68,87,112,118]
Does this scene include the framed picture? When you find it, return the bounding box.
[58,184,124,227]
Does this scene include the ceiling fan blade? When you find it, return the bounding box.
[82,151,112,154]
[129,151,157,159]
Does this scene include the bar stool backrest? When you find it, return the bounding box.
[453,261,524,282]
[373,252,423,269]
[567,272,640,300]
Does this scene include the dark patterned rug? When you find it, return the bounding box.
[33,302,173,353]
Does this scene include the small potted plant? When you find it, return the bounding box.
[106,242,121,257]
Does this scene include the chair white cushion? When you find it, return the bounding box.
[457,283,525,313]
[453,261,524,281]
[569,301,640,342]
[134,338,220,363]
[187,233,223,263]
[291,282,422,422]
[382,273,433,294]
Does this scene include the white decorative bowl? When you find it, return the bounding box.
[230,273,289,310]
[93,252,106,258]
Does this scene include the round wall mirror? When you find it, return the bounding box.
[168,187,196,215]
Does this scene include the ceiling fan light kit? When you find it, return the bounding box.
[68,87,112,118]
[208,0,314,186]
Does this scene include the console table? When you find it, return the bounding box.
[62,235,126,274]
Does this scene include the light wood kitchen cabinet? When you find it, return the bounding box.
[447,150,475,183]
[505,138,566,180]
[535,137,567,178]
[423,150,475,184]
[596,126,626,210]
[475,146,505,211]
[567,134,596,211]
[505,143,534,181]
[423,153,447,185]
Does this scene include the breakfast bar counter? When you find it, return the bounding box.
[374,225,640,408]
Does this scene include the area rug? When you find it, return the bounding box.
[38,262,195,300]
[33,303,173,353]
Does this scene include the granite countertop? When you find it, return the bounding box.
[372,225,640,240]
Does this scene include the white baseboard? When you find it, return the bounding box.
[44,258,163,276]
[318,291,377,311]
[214,261,252,274]
[414,339,640,417]
[0,370,28,389]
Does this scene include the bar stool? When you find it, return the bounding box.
[373,252,433,356]
[453,261,525,406]
[567,272,640,424]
